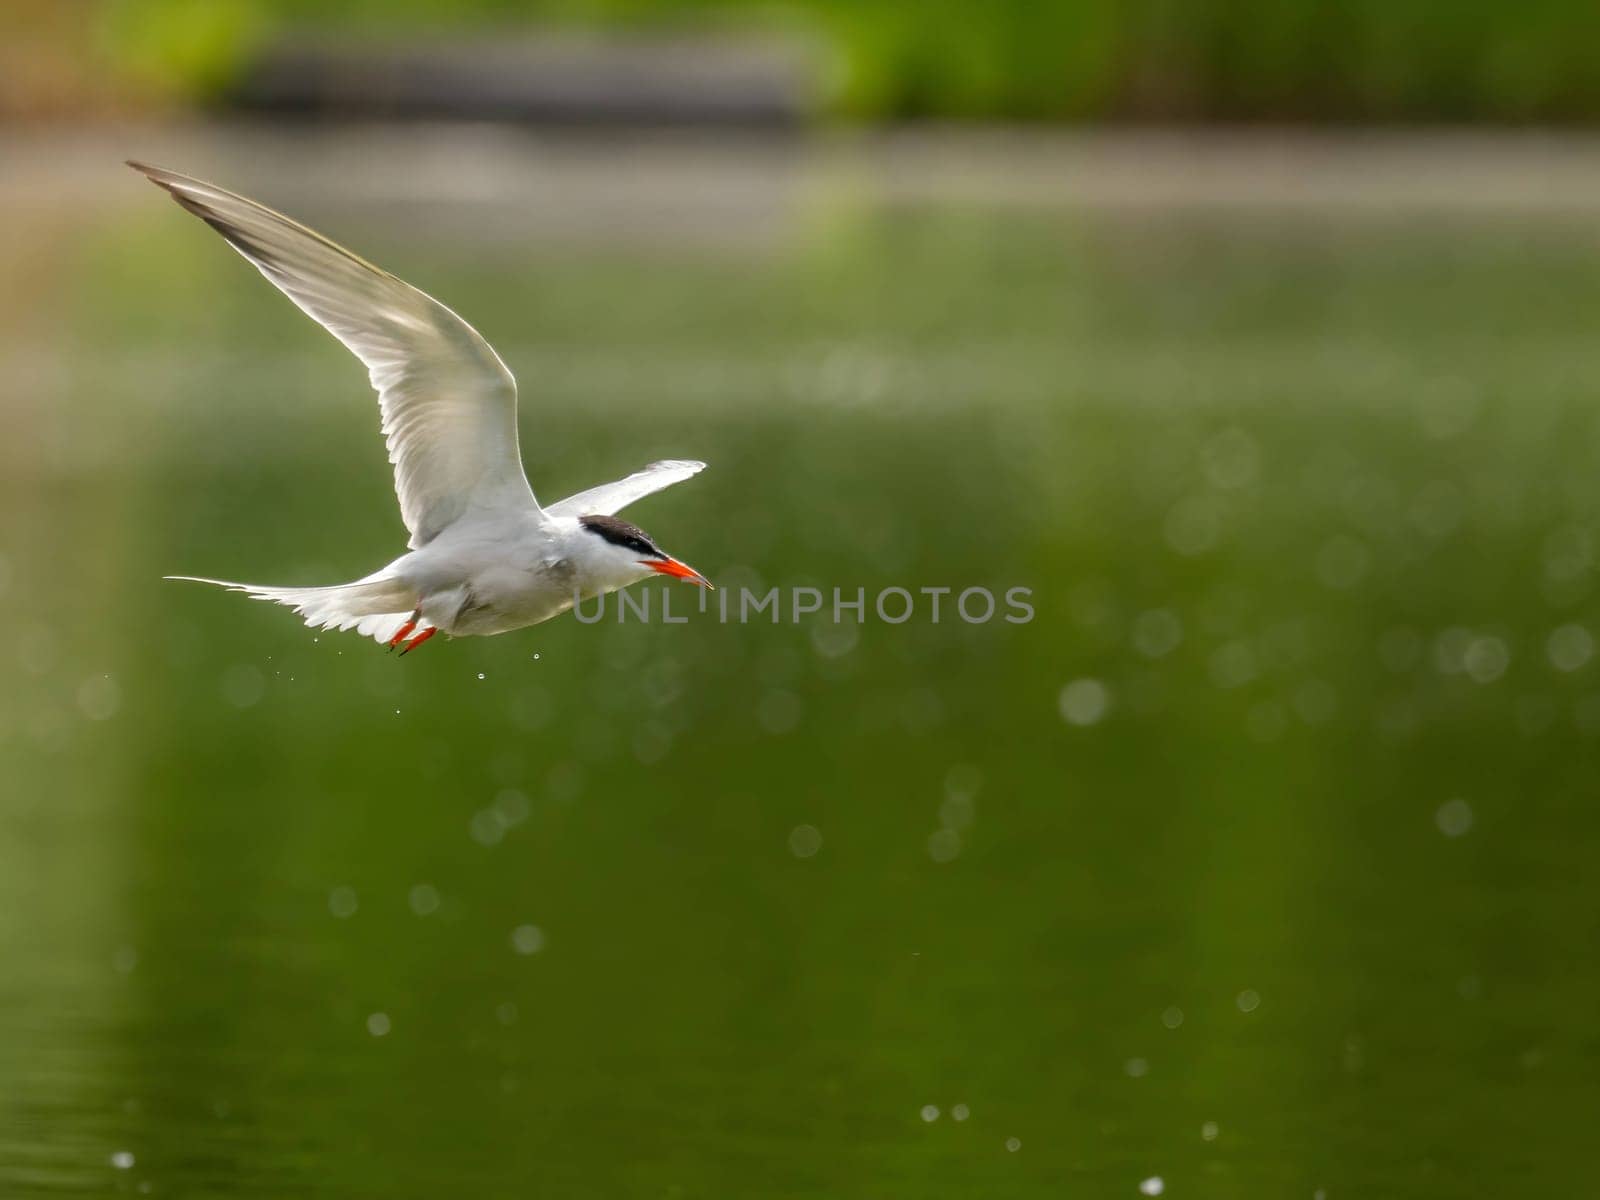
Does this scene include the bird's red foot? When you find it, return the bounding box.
[398,626,438,656]
[387,613,420,651]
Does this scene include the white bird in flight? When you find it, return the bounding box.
[131,161,711,654]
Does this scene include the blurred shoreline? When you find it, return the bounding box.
[9,123,1600,221]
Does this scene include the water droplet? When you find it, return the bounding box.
[1236,988,1261,1013]
[920,1104,940,1122]
[1164,494,1224,556]
[77,675,121,721]
[945,763,983,802]
[366,1012,390,1037]
[1161,1006,1184,1029]
[1435,797,1474,837]
[788,824,822,858]
[939,790,975,832]
[1124,1057,1149,1078]
[1131,609,1183,659]
[470,809,506,846]
[1139,1176,1165,1196]
[407,883,440,916]
[1005,1137,1021,1153]
[1463,636,1509,684]
[477,673,486,681]
[510,924,545,955]
[1209,641,1258,690]
[1547,624,1594,673]
[811,622,859,660]
[758,689,803,734]
[927,828,962,863]
[328,887,358,919]
[1292,679,1338,725]
[951,1103,970,1121]
[110,1151,135,1170]
[1201,1120,1219,1142]
[1059,678,1110,726]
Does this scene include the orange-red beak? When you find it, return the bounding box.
[644,557,713,589]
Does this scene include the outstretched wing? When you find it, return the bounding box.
[546,459,706,519]
[130,161,541,548]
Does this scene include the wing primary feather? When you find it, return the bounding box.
[129,160,542,547]
[546,459,707,519]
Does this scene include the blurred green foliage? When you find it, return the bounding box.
[99,0,270,97]
[90,0,1600,122]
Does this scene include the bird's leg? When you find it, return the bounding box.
[398,626,438,656]
[387,609,421,652]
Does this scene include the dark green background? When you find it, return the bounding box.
[2,139,1598,1195]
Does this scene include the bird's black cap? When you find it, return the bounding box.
[579,514,665,559]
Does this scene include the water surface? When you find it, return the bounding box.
[2,130,1598,1197]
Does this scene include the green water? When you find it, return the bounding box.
[3,138,1600,1197]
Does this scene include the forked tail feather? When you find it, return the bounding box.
[165,573,424,645]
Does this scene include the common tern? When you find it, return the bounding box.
[131,162,711,654]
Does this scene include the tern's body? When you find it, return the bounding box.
[132,162,710,651]
[387,513,612,637]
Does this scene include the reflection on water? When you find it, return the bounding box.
[3,130,1600,1196]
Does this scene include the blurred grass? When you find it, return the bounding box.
[7,0,1600,122]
